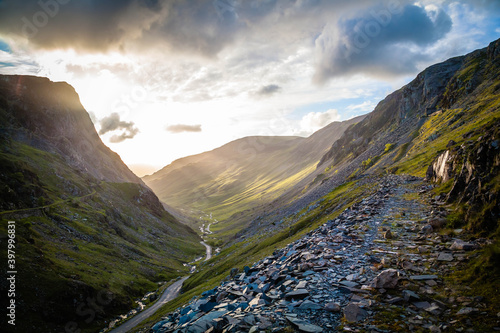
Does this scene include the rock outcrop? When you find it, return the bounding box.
[426,122,500,234]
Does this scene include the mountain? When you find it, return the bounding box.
[143,115,365,238]
[136,40,500,333]
[0,75,203,333]
[234,38,500,241]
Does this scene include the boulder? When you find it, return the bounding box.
[325,302,341,313]
[369,269,400,289]
[450,239,476,251]
[343,303,368,323]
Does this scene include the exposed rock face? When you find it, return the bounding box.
[426,123,500,234]
[318,54,465,168]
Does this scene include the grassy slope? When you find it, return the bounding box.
[0,141,204,333]
[144,117,364,242]
[136,179,376,331]
[0,77,204,332]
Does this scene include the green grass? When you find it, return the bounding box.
[134,179,376,331]
[0,138,204,333]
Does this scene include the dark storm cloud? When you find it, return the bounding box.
[0,0,243,56]
[99,112,139,142]
[0,0,135,51]
[0,0,493,82]
[313,3,453,83]
[255,84,282,97]
[165,124,202,133]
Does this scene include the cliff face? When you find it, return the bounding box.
[318,55,464,168]
[0,75,139,184]
[314,38,500,236]
[0,75,203,333]
[427,123,500,235]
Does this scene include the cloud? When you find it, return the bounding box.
[255,84,282,97]
[299,109,341,135]
[313,3,453,83]
[110,128,140,143]
[165,124,202,134]
[98,112,139,142]
[0,0,243,57]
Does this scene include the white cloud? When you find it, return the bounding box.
[298,109,341,136]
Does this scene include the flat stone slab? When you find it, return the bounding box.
[339,280,358,288]
[285,289,309,300]
[286,316,323,333]
[437,252,454,261]
[409,275,438,280]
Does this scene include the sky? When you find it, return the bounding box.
[0,0,499,176]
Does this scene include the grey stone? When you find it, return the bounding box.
[296,280,308,289]
[456,307,478,315]
[285,289,309,300]
[450,240,475,251]
[286,316,324,332]
[298,300,323,310]
[340,280,358,288]
[409,275,438,280]
[413,301,431,309]
[325,302,341,312]
[421,225,434,234]
[437,252,454,261]
[370,269,400,289]
[403,290,420,302]
[343,303,368,323]
[248,326,259,333]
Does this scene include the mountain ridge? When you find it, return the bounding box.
[0,75,203,333]
[143,115,366,239]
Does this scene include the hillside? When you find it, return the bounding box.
[0,75,203,333]
[143,116,365,239]
[139,39,500,333]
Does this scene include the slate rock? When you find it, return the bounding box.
[384,229,393,239]
[325,302,341,312]
[199,301,217,313]
[403,290,420,302]
[450,239,476,251]
[285,289,309,300]
[370,269,400,289]
[299,300,323,310]
[437,252,454,261]
[343,303,368,323]
[409,275,438,280]
[286,316,324,332]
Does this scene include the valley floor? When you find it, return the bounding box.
[147,175,499,332]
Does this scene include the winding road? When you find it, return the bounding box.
[108,240,212,332]
[201,241,212,261]
[108,276,188,333]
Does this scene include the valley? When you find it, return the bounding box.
[127,38,500,332]
[1,33,499,333]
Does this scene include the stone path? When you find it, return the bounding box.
[149,175,496,332]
